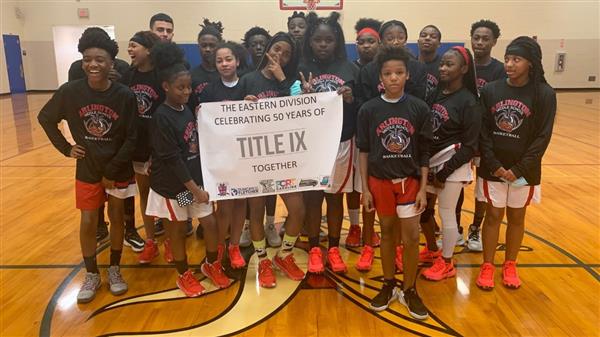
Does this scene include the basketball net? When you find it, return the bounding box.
[304,0,320,10]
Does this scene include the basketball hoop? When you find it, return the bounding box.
[304,0,319,10]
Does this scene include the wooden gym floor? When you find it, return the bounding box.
[0,91,598,337]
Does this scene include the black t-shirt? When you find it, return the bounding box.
[239,70,290,98]
[38,79,137,183]
[479,79,556,185]
[150,104,203,199]
[299,58,359,142]
[128,69,165,162]
[68,59,131,85]
[356,94,432,180]
[199,78,245,103]
[189,65,220,111]
[421,54,441,101]
[358,57,428,105]
[429,87,481,182]
[476,58,506,90]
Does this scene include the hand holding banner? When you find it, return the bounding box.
[197,91,343,200]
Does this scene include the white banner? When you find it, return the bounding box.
[198,91,343,201]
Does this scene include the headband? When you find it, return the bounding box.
[451,46,470,66]
[357,28,380,41]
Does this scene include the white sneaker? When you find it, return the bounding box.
[265,223,282,247]
[239,222,252,247]
[436,231,465,248]
[108,265,128,296]
[467,226,483,251]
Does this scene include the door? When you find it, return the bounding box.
[3,34,26,93]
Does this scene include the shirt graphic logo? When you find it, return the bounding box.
[79,104,119,138]
[183,121,199,154]
[477,78,487,90]
[431,103,449,133]
[491,99,531,133]
[426,73,439,98]
[376,117,415,154]
[131,84,159,117]
[312,74,345,92]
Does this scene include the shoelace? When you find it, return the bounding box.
[481,264,494,278]
[504,263,517,277]
[109,268,124,284]
[329,249,343,264]
[468,230,479,241]
[310,249,322,262]
[430,258,447,272]
[360,248,374,262]
[81,274,98,291]
[259,260,274,276]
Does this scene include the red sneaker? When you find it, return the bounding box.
[422,256,456,281]
[201,260,231,289]
[164,239,174,263]
[419,246,441,264]
[477,262,495,290]
[327,247,347,273]
[273,253,305,281]
[138,239,159,264]
[176,270,205,297]
[395,246,404,273]
[345,225,362,247]
[502,260,521,289]
[355,245,374,272]
[228,244,246,269]
[308,247,325,273]
[258,259,276,288]
[371,231,381,247]
[217,243,225,263]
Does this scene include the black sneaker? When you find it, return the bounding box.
[154,218,165,236]
[399,287,429,320]
[369,283,398,312]
[186,219,194,237]
[96,222,109,244]
[124,229,145,252]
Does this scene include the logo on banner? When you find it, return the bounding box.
[231,186,260,196]
[319,176,330,186]
[299,179,318,187]
[260,180,276,193]
[276,179,297,191]
[217,183,229,196]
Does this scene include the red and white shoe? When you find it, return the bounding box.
[273,253,305,281]
[258,259,276,288]
[327,247,347,273]
[138,239,159,264]
[502,260,521,289]
[355,245,374,272]
[395,246,404,273]
[201,260,231,289]
[422,256,456,281]
[176,270,205,297]
[419,246,441,264]
[371,231,381,247]
[345,225,362,247]
[228,244,246,269]
[308,247,325,273]
[476,262,495,290]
